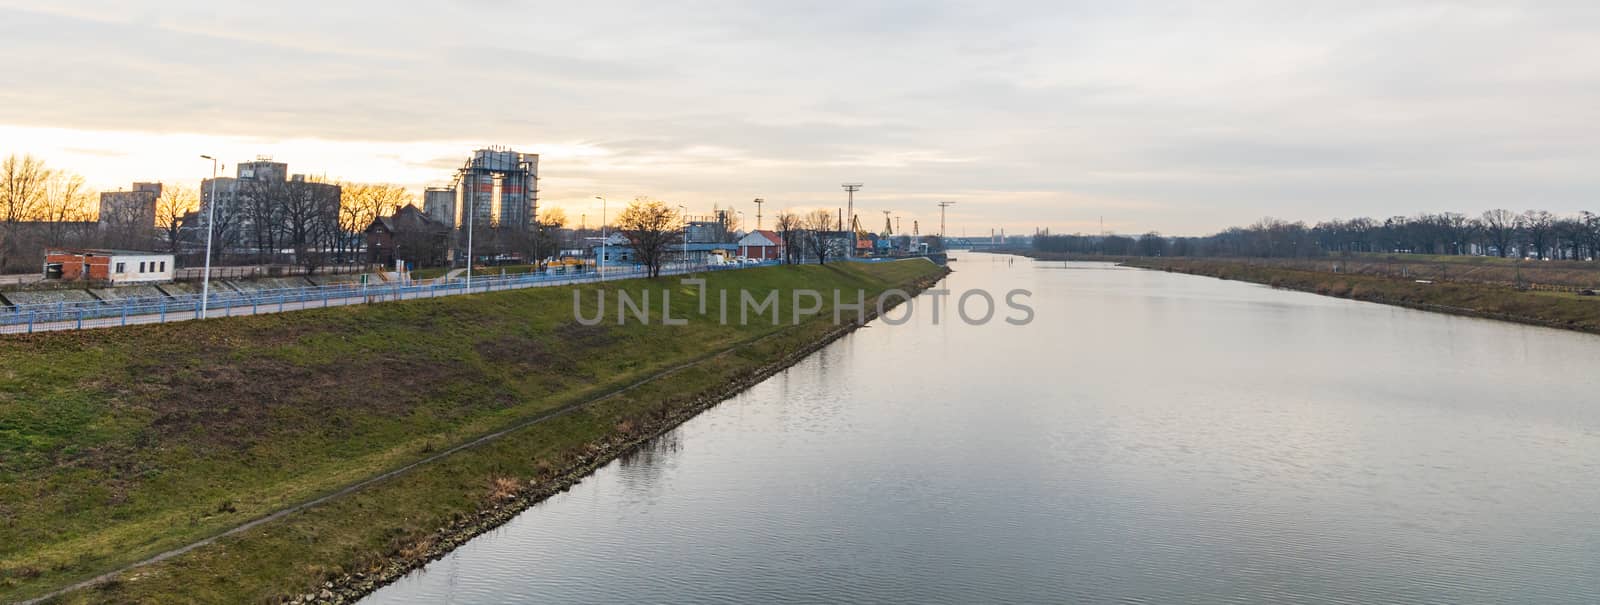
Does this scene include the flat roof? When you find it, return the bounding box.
[45,248,175,256]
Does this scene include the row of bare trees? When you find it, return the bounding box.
[611,200,859,276]
[0,153,444,273]
[1038,209,1600,260]
[0,155,207,272]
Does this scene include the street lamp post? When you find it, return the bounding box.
[198,155,220,319]
[465,186,474,293]
[595,195,608,278]
[735,210,746,260]
[678,204,689,271]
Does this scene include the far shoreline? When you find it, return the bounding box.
[982,249,1600,336]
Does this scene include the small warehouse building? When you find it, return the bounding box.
[737,230,783,260]
[43,248,175,285]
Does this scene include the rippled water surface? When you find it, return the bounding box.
[365,253,1600,604]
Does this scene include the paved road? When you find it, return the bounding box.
[0,263,732,335]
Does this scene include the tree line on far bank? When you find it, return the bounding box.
[1037,210,1600,260]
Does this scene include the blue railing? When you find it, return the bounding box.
[0,260,779,334]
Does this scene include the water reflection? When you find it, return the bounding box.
[365,253,1600,604]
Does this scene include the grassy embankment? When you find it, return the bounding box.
[0,260,946,604]
[1008,249,1600,290]
[1118,256,1600,334]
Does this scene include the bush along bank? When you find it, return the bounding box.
[9,260,946,604]
[1121,257,1600,335]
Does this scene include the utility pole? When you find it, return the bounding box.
[595,195,608,277]
[753,198,765,230]
[937,201,956,238]
[841,183,862,258]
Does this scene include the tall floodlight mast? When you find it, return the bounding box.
[841,183,862,258]
[937,201,957,237]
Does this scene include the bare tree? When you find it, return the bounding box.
[1521,210,1555,260]
[615,198,682,278]
[1584,212,1600,261]
[1481,209,1518,257]
[532,206,569,262]
[802,209,840,265]
[155,185,198,254]
[38,171,96,247]
[774,210,802,265]
[0,154,51,270]
[339,182,411,262]
[282,178,341,273]
[240,177,285,263]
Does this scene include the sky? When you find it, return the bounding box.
[1,1,1597,236]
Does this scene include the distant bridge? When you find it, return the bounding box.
[944,239,1009,251]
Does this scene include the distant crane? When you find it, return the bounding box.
[753,198,765,230]
[937,201,956,237]
[850,214,868,239]
[882,210,893,235]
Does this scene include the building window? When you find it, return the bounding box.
[139,262,146,273]
[116,262,125,273]
[160,261,166,272]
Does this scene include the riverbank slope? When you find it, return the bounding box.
[1,260,947,604]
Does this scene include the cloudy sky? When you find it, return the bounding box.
[1,1,1596,235]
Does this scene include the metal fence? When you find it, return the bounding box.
[0,260,778,334]
[172,264,370,281]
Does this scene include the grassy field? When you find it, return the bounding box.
[0,260,946,603]
[1118,257,1600,334]
[411,264,557,281]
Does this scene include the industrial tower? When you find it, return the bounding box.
[937,201,956,237]
[452,148,539,229]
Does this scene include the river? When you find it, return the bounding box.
[363,252,1600,604]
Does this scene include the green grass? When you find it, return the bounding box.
[407,267,452,280]
[0,260,946,603]
[410,264,564,281]
[1348,252,1525,266]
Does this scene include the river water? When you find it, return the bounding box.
[364,253,1600,604]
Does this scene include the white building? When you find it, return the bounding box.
[106,252,175,284]
[42,248,175,284]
